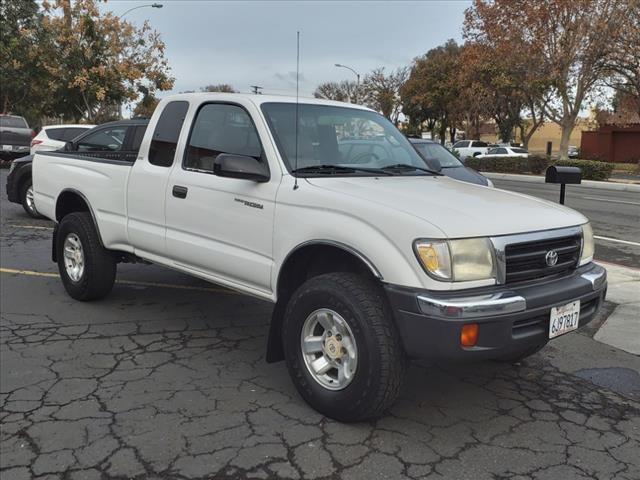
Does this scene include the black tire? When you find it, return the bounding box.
[282,272,406,422]
[56,212,116,301]
[20,178,43,219]
[495,343,546,364]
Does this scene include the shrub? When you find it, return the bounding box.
[465,156,529,173]
[528,155,549,174]
[553,159,614,181]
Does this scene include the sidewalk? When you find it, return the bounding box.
[484,172,640,192]
[594,261,640,355]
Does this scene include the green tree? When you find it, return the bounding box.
[0,0,51,125]
[401,40,462,144]
[40,0,174,122]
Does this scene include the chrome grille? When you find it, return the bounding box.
[504,234,581,283]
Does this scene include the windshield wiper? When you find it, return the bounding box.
[292,165,393,175]
[381,163,442,175]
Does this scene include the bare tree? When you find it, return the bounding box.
[362,67,409,124]
[604,0,640,116]
[202,84,237,93]
[314,80,358,103]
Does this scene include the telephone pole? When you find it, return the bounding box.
[250,85,263,95]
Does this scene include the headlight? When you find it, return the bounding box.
[580,222,594,265]
[414,238,495,282]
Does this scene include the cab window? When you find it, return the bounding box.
[149,101,189,167]
[184,103,262,173]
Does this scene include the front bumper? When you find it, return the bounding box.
[385,263,607,360]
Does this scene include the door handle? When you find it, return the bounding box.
[172,185,188,199]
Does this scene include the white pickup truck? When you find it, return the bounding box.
[33,93,607,421]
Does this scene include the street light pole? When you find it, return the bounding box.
[119,3,163,19]
[334,63,360,103]
[117,3,163,118]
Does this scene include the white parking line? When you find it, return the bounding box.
[594,235,640,247]
[582,196,640,206]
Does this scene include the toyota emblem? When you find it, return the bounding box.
[545,250,558,267]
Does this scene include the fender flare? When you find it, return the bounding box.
[52,189,104,262]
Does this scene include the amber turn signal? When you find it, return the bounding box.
[460,323,479,347]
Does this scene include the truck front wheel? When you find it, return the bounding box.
[56,212,116,301]
[282,272,406,421]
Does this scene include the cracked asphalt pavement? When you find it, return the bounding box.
[2,171,640,479]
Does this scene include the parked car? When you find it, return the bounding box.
[408,138,493,186]
[568,146,580,158]
[0,114,33,160]
[477,146,529,158]
[31,124,95,154]
[32,93,606,421]
[7,118,147,218]
[452,139,490,159]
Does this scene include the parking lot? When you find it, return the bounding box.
[2,170,640,480]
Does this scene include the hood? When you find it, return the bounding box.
[305,175,586,238]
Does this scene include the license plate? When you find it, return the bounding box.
[2,145,13,151]
[549,300,580,339]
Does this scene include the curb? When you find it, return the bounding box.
[483,172,640,192]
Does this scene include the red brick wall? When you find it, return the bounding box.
[581,125,640,163]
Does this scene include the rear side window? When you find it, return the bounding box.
[453,141,468,148]
[149,101,189,167]
[495,147,508,154]
[46,128,67,141]
[511,147,528,154]
[63,127,90,142]
[130,125,147,151]
[472,141,488,147]
[184,103,262,172]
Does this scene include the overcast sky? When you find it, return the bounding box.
[103,0,469,98]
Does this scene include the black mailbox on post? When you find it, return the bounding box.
[545,165,582,204]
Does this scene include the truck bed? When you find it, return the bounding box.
[32,151,135,252]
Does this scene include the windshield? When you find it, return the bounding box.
[0,116,28,128]
[261,103,434,176]
[412,142,463,168]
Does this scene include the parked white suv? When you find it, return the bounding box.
[31,124,95,154]
[452,140,489,159]
[32,93,607,421]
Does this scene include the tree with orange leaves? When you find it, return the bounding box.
[465,0,629,158]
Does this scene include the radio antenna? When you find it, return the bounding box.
[293,30,300,190]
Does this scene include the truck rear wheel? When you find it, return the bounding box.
[282,272,406,422]
[56,212,116,301]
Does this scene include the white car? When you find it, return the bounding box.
[478,146,530,158]
[30,124,95,154]
[32,93,606,421]
[452,140,490,159]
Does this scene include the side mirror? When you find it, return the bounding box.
[213,153,270,182]
[63,141,75,152]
